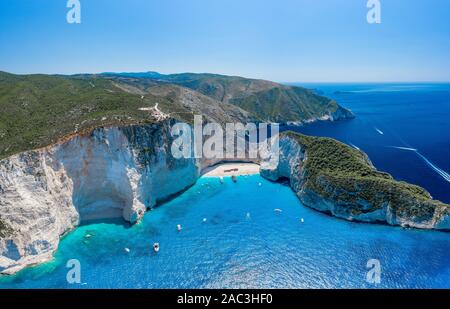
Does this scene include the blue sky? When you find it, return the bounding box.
[1,0,449,82]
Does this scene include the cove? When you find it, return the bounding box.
[1,174,450,288]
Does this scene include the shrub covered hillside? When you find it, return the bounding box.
[0,71,354,160]
[0,72,248,159]
[0,216,13,238]
[285,131,450,222]
[104,72,355,123]
[0,72,174,159]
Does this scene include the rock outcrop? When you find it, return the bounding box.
[286,105,355,126]
[2,124,449,275]
[261,132,450,231]
[0,70,358,276]
[0,119,199,274]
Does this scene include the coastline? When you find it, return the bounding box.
[201,163,260,177]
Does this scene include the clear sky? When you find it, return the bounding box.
[1,0,449,82]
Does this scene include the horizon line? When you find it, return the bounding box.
[2,69,450,84]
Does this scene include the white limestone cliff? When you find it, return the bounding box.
[0,120,199,275]
[261,134,450,231]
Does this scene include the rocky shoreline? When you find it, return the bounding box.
[285,105,355,126]
[0,119,199,274]
[260,132,450,231]
[1,120,449,275]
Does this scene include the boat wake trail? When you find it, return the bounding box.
[416,152,450,183]
[374,127,384,135]
[389,146,450,183]
[390,146,418,151]
[348,142,360,151]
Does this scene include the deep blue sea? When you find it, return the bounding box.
[287,83,450,204]
[1,83,449,289]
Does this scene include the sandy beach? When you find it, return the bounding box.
[201,163,260,177]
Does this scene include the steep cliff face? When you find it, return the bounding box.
[286,104,355,126]
[261,132,450,231]
[328,105,355,122]
[3,125,448,275]
[0,120,199,274]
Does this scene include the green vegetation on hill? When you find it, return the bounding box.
[150,73,276,103]
[285,131,450,219]
[0,71,352,160]
[0,72,172,159]
[107,72,354,122]
[229,86,342,122]
[0,217,13,238]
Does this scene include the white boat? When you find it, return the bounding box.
[301,218,305,223]
[153,242,160,253]
[124,248,130,253]
[177,224,182,231]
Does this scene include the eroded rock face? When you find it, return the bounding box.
[261,134,450,231]
[2,123,448,275]
[0,120,200,274]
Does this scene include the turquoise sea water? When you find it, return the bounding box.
[1,175,450,288]
[1,83,450,289]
